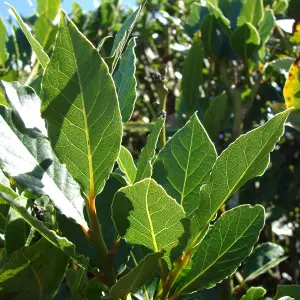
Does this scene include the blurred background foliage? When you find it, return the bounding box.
[0,0,300,298]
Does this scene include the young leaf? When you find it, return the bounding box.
[154,113,217,218]
[243,243,288,282]
[112,179,185,264]
[114,37,137,123]
[241,287,266,300]
[0,190,89,269]
[6,3,50,69]
[0,104,88,229]
[42,11,122,199]
[284,57,300,109]
[272,0,289,14]
[274,285,300,300]
[117,146,137,184]
[237,0,264,27]
[1,81,47,136]
[135,116,165,182]
[176,205,265,294]
[0,238,69,299]
[258,9,275,46]
[0,18,8,67]
[196,109,291,234]
[110,253,163,300]
[182,37,204,116]
[231,23,260,59]
[37,0,60,21]
[203,94,228,140]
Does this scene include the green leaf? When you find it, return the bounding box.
[243,243,288,282]
[182,37,204,116]
[203,94,228,140]
[112,179,185,264]
[237,0,264,27]
[185,2,202,34]
[110,253,162,300]
[0,238,69,299]
[0,18,8,67]
[37,0,61,21]
[42,11,122,199]
[6,3,50,69]
[201,14,217,57]
[258,9,275,46]
[241,287,266,300]
[196,109,291,234]
[206,0,230,29]
[283,57,300,109]
[117,146,137,184]
[5,197,29,258]
[231,23,260,59]
[114,37,137,123]
[272,0,288,14]
[274,285,300,300]
[267,58,294,75]
[135,116,165,182]
[0,98,87,229]
[0,190,89,269]
[154,113,217,218]
[176,205,265,294]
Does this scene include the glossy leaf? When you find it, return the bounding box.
[154,113,217,218]
[112,179,185,263]
[258,9,275,46]
[37,0,60,21]
[1,81,47,136]
[0,190,89,269]
[177,205,265,294]
[243,243,288,282]
[114,38,137,122]
[42,11,122,198]
[117,146,137,184]
[135,116,165,182]
[203,94,228,140]
[0,238,69,299]
[237,0,264,27]
[197,109,291,233]
[0,102,87,229]
[231,23,260,59]
[182,37,204,116]
[283,57,300,109]
[6,3,49,69]
[274,285,300,300]
[241,287,266,300]
[110,253,162,299]
[0,18,8,67]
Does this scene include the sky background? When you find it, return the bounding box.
[0,0,136,25]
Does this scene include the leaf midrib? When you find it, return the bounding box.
[65,17,94,199]
[179,208,261,293]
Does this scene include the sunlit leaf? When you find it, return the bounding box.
[0,18,8,67]
[37,0,60,21]
[237,0,264,27]
[241,287,266,300]
[176,205,265,294]
[42,11,122,199]
[117,146,137,184]
[258,9,275,46]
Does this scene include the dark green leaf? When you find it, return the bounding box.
[201,14,217,57]
[114,37,137,122]
[274,285,300,300]
[110,253,162,299]
[243,243,288,282]
[42,11,122,198]
[112,179,185,264]
[177,205,265,294]
[237,0,264,27]
[258,9,275,46]
[0,238,69,299]
[135,116,165,182]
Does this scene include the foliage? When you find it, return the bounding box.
[0,0,299,299]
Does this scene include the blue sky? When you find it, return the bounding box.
[0,0,136,24]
